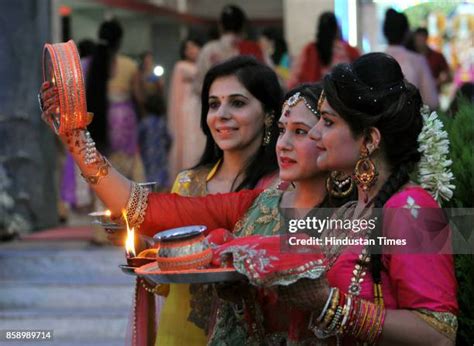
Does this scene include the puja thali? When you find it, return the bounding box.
[135,262,245,284]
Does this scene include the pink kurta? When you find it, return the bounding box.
[328,186,458,314]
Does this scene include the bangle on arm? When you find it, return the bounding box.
[309,287,386,345]
[122,182,150,229]
[80,155,111,185]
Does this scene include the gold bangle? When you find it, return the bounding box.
[368,305,385,344]
[81,156,110,185]
[124,183,150,229]
[354,300,370,338]
[322,289,340,327]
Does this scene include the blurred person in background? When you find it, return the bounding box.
[87,19,144,180]
[383,9,439,109]
[288,11,359,89]
[86,19,145,245]
[448,82,474,116]
[411,27,451,90]
[192,4,264,94]
[78,39,96,62]
[182,5,265,171]
[167,36,204,180]
[137,51,170,190]
[259,27,291,87]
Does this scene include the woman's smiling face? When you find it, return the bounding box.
[276,100,322,182]
[207,75,266,153]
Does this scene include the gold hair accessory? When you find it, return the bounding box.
[283,91,319,117]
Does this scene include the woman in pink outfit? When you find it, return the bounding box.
[167,37,203,179]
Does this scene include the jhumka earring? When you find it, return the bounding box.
[262,114,274,146]
[326,171,354,198]
[353,146,378,203]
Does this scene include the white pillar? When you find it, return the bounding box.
[283,0,334,58]
[359,1,379,53]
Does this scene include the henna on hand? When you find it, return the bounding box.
[278,277,331,313]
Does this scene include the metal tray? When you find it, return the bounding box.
[119,264,137,276]
[135,262,244,284]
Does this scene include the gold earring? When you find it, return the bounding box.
[326,171,354,198]
[353,146,378,203]
[262,114,273,146]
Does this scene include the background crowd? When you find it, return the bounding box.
[0,1,472,345]
[54,5,472,223]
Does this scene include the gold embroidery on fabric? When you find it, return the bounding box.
[234,188,284,238]
[413,309,457,341]
[173,166,211,196]
[240,256,325,286]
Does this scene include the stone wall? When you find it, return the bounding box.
[0,0,58,236]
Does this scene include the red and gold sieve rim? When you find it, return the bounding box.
[42,40,91,134]
[156,248,213,271]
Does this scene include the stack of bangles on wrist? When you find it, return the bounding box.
[122,183,150,228]
[309,287,386,344]
[77,128,110,185]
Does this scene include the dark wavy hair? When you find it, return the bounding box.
[86,19,123,152]
[197,56,283,191]
[323,52,423,283]
[315,12,339,67]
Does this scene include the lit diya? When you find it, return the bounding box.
[123,211,155,268]
[88,210,124,234]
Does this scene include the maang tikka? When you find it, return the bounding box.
[282,91,320,118]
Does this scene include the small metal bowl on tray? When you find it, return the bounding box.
[153,225,212,271]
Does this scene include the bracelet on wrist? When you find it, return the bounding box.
[309,287,386,345]
[80,156,110,185]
